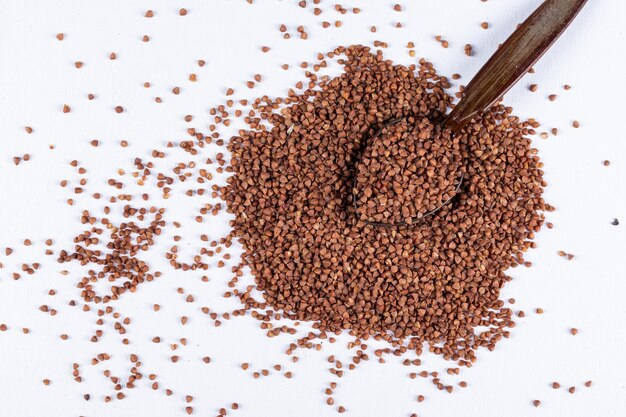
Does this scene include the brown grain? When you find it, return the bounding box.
[223,45,546,365]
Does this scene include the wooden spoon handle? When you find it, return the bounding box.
[444,0,588,132]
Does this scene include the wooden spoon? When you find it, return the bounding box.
[354,0,588,227]
[445,0,588,132]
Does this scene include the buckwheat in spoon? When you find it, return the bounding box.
[352,0,587,227]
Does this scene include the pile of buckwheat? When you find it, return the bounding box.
[224,45,547,365]
[1,0,606,412]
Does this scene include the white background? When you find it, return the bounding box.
[1,1,625,416]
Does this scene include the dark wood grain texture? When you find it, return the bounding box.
[444,0,588,132]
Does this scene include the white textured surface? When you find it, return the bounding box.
[1,1,625,416]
